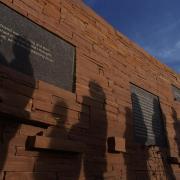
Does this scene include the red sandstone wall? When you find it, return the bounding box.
[0,0,180,179]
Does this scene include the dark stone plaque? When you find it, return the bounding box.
[0,3,75,91]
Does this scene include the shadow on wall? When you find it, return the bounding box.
[152,100,176,180]
[125,93,149,180]
[172,107,180,159]
[70,81,108,179]
[0,36,35,173]
[124,107,134,180]
[84,81,107,179]
[50,100,69,140]
[33,100,77,180]
[33,81,107,179]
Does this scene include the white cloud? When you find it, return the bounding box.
[144,41,180,73]
[145,39,180,59]
[175,41,180,48]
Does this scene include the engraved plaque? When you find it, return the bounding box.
[131,84,166,146]
[0,3,75,91]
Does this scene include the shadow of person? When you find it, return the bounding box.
[0,35,35,174]
[172,107,180,158]
[33,99,81,180]
[84,81,107,179]
[125,93,149,180]
[33,100,71,180]
[152,100,175,180]
[68,81,107,179]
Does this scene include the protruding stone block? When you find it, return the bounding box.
[108,137,126,153]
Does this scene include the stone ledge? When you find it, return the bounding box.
[27,135,86,153]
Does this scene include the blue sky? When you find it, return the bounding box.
[84,0,180,73]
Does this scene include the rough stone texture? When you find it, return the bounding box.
[0,0,179,179]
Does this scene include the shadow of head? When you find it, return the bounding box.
[13,35,31,58]
[53,100,68,126]
[88,80,105,100]
[11,35,33,76]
